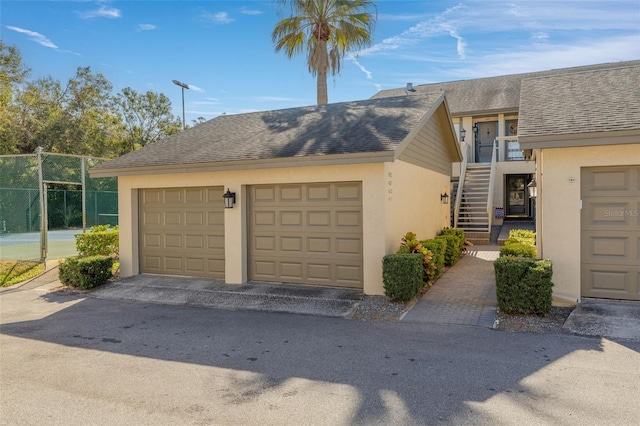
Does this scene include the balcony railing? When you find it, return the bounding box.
[495,137,532,162]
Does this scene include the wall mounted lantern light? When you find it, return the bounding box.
[223,188,236,208]
[441,192,450,204]
[460,127,466,142]
[527,178,537,199]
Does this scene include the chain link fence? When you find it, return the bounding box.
[0,150,117,261]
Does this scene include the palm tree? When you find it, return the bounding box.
[272,0,376,105]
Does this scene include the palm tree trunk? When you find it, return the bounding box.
[317,70,328,105]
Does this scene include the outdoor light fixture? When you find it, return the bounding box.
[460,127,467,142]
[527,178,537,198]
[223,188,236,208]
[172,79,190,130]
[441,192,450,204]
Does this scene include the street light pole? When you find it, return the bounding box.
[172,79,190,130]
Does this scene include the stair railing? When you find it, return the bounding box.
[454,143,470,228]
[486,140,498,230]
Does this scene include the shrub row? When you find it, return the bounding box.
[500,229,537,258]
[59,255,114,290]
[382,253,424,302]
[421,238,446,277]
[75,225,119,257]
[437,228,465,266]
[494,257,553,316]
[383,229,466,302]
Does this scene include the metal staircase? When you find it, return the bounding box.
[453,141,497,245]
[456,164,491,232]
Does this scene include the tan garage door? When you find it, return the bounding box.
[248,182,363,288]
[139,187,225,278]
[581,166,640,300]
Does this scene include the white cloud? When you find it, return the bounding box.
[241,8,262,16]
[188,84,204,93]
[137,24,157,31]
[531,32,549,42]
[347,54,373,79]
[356,4,465,58]
[6,26,58,49]
[78,5,122,19]
[201,11,234,24]
[444,34,640,79]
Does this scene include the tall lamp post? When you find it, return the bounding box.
[172,79,189,130]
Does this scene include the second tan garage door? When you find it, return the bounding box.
[139,187,225,278]
[248,182,363,288]
[581,166,640,300]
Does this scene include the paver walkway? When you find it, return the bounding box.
[402,245,499,327]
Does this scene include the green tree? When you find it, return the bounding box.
[0,42,31,154]
[114,87,182,152]
[272,0,376,105]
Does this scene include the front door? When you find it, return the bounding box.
[505,175,529,217]
[475,121,497,163]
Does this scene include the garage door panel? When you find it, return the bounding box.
[582,166,639,300]
[139,187,225,278]
[248,182,363,288]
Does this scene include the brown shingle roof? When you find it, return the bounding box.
[518,65,640,138]
[93,93,446,173]
[371,60,640,116]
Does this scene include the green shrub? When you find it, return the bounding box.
[421,238,446,277]
[382,253,424,302]
[398,232,436,284]
[440,228,465,247]
[435,234,459,266]
[59,255,114,289]
[508,229,536,246]
[437,228,465,266]
[494,257,553,315]
[76,225,119,257]
[500,238,537,258]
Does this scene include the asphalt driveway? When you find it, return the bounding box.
[1,280,639,425]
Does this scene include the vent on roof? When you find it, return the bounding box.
[405,82,416,93]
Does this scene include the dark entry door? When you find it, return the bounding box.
[475,121,497,163]
[506,175,529,217]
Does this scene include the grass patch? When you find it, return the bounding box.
[0,261,45,287]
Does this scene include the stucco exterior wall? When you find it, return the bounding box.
[537,144,640,304]
[384,159,451,253]
[116,162,389,295]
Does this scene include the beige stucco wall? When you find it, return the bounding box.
[116,158,453,296]
[537,143,640,304]
[117,162,390,295]
[384,159,451,254]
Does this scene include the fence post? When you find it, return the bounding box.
[81,157,86,233]
[36,147,47,262]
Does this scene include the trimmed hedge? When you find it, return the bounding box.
[382,253,424,302]
[421,238,446,277]
[509,229,535,246]
[436,228,465,266]
[500,237,537,258]
[59,255,113,289]
[494,257,553,316]
[76,227,119,258]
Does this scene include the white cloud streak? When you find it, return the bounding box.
[201,11,234,24]
[241,8,263,16]
[6,26,58,49]
[137,24,157,31]
[78,5,122,19]
[188,84,205,93]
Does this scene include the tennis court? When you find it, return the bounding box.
[0,229,82,261]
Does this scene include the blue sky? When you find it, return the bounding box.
[3,0,640,124]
